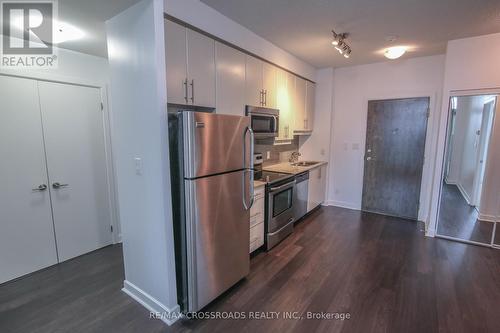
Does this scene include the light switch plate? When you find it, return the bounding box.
[134,157,143,175]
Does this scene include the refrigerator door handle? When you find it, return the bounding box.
[242,126,255,210]
[248,127,255,209]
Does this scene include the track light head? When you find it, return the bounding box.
[331,29,352,59]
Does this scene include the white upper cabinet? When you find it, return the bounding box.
[276,69,295,140]
[165,19,188,105]
[245,55,263,107]
[164,20,215,108]
[164,19,315,134]
[186,29,215,108]
[262,62,277,109]
[216,42,246,116]
[305,81,315,132]
[293,77,307,133]
[245,56,277,108]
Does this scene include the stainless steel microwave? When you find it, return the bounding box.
[245,106,279,138]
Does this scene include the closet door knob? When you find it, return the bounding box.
[32,184,47,191]
[52,182,69,189]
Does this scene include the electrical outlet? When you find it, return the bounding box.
[320,148,325,156]
[266,151,271,159]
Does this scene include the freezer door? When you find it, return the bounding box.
[183,111,251,178]
[184,170,250,311]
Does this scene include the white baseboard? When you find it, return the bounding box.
[478,214,498,223]
[444,178,456,185]
[425,225,435,237]
[456,183,472,206]
[122,280,180,326]
[324,200,361,211]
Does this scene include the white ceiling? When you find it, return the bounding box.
[55,0,141,58]
[201,0,500,68]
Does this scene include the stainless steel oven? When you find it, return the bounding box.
[246,106,279,138]
[266,176,295,249]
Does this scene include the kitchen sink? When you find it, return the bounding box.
[291,161,320,167]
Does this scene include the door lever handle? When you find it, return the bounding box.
[52,182,69,189]
[32,184,47,191]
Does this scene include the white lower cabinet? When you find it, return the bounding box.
[307,164,327,212]
[250,186,265,253]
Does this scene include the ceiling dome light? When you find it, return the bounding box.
[384,46,407,59]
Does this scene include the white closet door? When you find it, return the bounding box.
[0,76,58,284]
[38,82,112,262]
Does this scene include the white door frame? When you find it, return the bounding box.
[0,72,121,244]
[429,87,500,246]
[472,97,496,208]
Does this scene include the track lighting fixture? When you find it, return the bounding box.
[331,30,351,59]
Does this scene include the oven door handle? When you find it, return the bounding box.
[267,218,294,237]
[269,180,296,193]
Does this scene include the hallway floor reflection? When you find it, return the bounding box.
[437,183,494,244]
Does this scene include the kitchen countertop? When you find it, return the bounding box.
[262,161,328,175]
[254,180,266,188]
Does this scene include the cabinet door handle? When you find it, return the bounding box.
[32,184,47,192]
[190,79,194,104]
[263,89,267,106]
[52,182,69,189]
[183,79,188,103]
[260,90,263,106]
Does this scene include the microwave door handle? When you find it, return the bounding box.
[272,115,278,132]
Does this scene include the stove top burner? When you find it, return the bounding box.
[256,171,294,185]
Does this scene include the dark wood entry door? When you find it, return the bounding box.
[362,97,429,219]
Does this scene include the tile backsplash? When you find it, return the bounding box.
[254,137,299,166]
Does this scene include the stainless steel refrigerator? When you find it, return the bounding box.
[168,110,254,312]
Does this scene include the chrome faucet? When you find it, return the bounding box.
[289,151,301,164]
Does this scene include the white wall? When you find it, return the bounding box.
[429,33,500,234]
[326,55,445,222]
[164,0,316,81]
[0,45,109,86]
[106,0,178,324]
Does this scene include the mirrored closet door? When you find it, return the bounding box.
[436,93,500,247]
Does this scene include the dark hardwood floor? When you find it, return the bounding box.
[437,183,494,244]
[2,206,500,333]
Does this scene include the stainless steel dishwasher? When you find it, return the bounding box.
[294,171,309,221]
